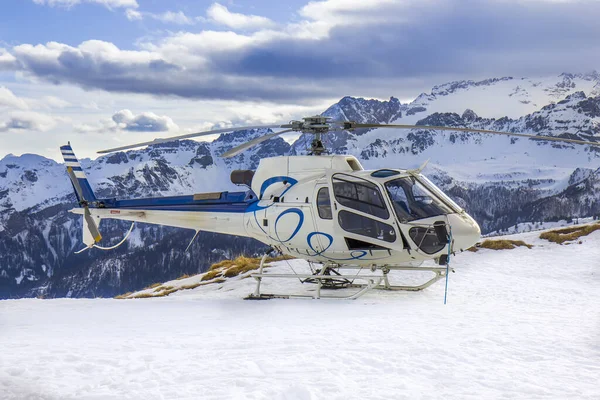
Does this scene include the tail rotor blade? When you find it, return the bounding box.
[84,207,102,244]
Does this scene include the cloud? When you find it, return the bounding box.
[0,87,71,111]
[206,3,275,30]
[125,9,195,25]
[0,111,57,132]
[125,8,142,20]
[5,0,600,103]
[0,87,29,110]
[32,0,138,9]
[152,11,194,25]
[42,96,71,109]
[0,48,18,70]
[112,109,178,132]
[73,109,178,133]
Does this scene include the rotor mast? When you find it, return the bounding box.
[289,116,331,155]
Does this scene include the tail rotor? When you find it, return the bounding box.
[61,144,102,247]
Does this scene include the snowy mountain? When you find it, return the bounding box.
[1,72,600,299]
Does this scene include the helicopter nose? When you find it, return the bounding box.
[447,213,481,252]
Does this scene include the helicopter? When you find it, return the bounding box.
[61,116,600,299]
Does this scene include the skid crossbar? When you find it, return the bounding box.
[245,256,452,300]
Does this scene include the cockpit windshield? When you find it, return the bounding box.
[385,176,453,222]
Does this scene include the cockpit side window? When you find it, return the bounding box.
[317,187,333,220]
[332,174,389,220]
[385,177,452,222]
[338,210,396,243]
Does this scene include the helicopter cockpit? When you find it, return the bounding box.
[323,168,474,257]
[384,175,459,222]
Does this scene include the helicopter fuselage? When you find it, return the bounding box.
[72,155,480,267]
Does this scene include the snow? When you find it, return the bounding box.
[408,74,600,119]
[486,217,596,236]
[1,227,600,399]
[0,153,72,212]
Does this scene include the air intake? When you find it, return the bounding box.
[231,170,255,186]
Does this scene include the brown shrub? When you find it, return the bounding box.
[118,254,295,299]
[540,223,600,244]
[209,259,233,271]
[154,285,174,292]
[266,255,295,262]
[131,293,155,299]
[144,282,162,290]
[477,239,533,251]
[223,263,261,278]
[201,269,223,281]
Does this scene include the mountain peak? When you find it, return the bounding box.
[322,96,406,123]
[462,109,479,122]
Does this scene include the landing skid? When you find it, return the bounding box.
[245,255,453,300]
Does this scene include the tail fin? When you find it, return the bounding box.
[60,143,97,203]
[61,143,102,248]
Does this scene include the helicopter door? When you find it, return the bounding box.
[328,173,397,250]
[311,184,336,254]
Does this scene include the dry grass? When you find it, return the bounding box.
[176,274,191,280]
[201,269,223,281]
[540,222,600,244]
[223,264,260,278]
[115,254,294,299]
[469,239,533,252]
[209,259,234,271]
[130,292,155,299]
[160,288,180,296]
[144,282,162,290]
[266,255,295,262]
[205,255,293,279]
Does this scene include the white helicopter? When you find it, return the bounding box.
[62,116,599,299]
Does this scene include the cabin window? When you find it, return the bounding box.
[332,174,389,220]
[338,210,396,242]
[385,177,453,222]
[317,187,332,220]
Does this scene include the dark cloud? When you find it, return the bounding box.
[0,112,56,132]
[222,0,600,79]
[4,1,600,102]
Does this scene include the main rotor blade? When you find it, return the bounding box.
[97,124,287,154]
[220,129,293,158]
[345,123,600,147]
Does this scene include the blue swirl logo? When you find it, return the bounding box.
[274,208,304,242]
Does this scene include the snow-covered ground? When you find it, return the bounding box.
[1,228,599,400]
[485,217,597,237]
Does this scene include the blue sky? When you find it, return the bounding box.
[1,0,600,160]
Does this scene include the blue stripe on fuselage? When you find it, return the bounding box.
[95,191,257,213]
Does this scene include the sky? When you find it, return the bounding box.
[1,0,600,161]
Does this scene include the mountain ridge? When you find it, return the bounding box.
[2,72,600,299]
